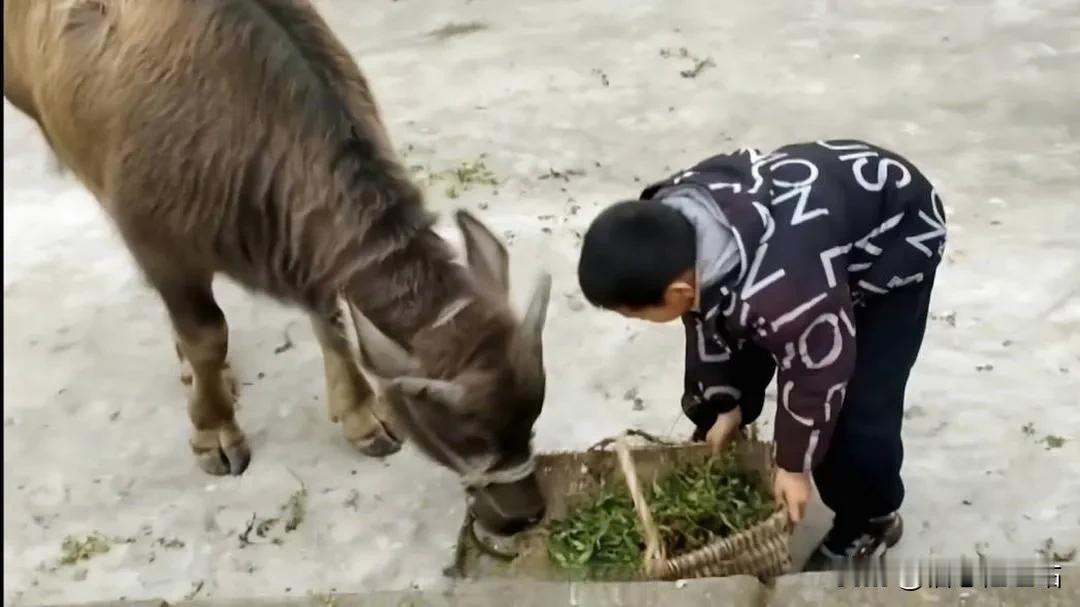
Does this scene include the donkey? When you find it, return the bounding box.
[4,0,551,534]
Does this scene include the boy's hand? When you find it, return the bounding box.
[704,407,742,454]
[773,469,812,524]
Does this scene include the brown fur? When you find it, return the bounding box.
[5,0,550,531]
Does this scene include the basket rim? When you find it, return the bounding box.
[650,507,791,575]
[533,435,769,460]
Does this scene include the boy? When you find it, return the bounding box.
[577,140,946,566]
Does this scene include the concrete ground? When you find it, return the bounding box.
[4,0,1079,605]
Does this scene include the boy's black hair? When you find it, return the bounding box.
[577,199,696,309]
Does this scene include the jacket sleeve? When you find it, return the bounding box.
[680,313,750,433]
[749,288,857,473]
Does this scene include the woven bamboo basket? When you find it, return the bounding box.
[449,429,792,581]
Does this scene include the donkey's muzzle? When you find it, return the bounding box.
[469,473,546,536]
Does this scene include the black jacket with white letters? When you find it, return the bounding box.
[640,140,947,473]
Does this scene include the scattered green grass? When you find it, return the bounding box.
[659,47,715,79]
[411,156,500,199]
[1042,435,1067,450]
[59,533,112,566]
[237,479,307,548]
[1037,538,1077,563]
[284,486,307,532]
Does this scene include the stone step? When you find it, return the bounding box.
[40,569,1078,607]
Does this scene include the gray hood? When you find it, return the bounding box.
[659,184,741,290]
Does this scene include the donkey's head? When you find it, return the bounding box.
[348,210,551,536]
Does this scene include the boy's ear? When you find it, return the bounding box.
[665,279,696,300]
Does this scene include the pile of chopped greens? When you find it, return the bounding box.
[547,454,775,570]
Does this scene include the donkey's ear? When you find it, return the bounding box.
[455,209,509,294]
[344,300,420,378]
[523,272,552,346]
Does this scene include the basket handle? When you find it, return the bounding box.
[613,434,667,571]
[588,428,675,452]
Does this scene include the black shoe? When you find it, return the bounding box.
[803,512,904,572]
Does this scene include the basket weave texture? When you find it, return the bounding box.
[452,431,792,581]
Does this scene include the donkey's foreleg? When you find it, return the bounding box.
[175,339,194,385]
[157,276,250,475]
[310,310,402,457]
[174,334,237,396]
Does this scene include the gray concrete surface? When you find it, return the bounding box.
[5,0,1080,605]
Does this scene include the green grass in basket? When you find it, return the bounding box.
[547,453,775,570]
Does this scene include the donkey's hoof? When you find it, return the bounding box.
[350,423,402,458]
[194,441,251,476]
[223,441,251,475]
[195,449,232,476]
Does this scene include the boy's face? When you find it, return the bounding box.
[613,277,696,323]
